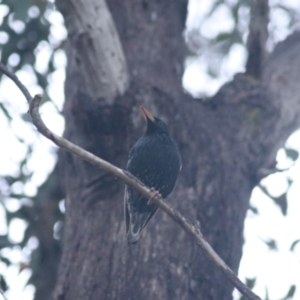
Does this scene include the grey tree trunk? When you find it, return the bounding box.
[52,0,300,299]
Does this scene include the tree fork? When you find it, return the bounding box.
[0,63,261,300]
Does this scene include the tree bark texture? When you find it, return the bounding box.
[53,0,300,299]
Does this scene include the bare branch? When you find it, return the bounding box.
[258,164,294,178]
[0,289,8,300]
[0,64,32,104]
[0,63,262,300]
[246,0,269,79]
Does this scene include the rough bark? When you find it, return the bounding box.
[53,0,300,299]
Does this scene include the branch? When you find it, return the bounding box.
[246,0,269,79]
[0,289,8,300]
[0,63,261,300]
[258,164,294,178]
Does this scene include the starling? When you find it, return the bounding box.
[124,107,181,244]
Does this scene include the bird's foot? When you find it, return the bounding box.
[147,188,161,205]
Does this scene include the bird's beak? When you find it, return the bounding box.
[140,106,154,122]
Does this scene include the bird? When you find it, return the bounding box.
[124,106,181,244]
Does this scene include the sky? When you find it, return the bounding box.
[0,0,300,299]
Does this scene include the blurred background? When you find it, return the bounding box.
[0,0,299,299]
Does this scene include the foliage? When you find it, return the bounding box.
[0,0,65,298]
[184,0,300,97]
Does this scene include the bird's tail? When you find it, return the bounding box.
[126,210,145,244]
[124,186,158,245]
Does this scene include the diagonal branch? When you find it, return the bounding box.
[0,62,261,300]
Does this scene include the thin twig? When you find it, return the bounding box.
[0,62,262,300]
[0,64,32,103]
[258,164,294,178]
[0,289,8,300]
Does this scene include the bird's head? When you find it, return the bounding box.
[140,106,170,136]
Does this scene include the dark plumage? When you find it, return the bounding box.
[124,107,181,244]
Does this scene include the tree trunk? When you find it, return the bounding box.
[53,0,300,299]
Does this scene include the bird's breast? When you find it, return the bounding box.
[128,135,181,198]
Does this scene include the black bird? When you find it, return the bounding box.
[124,107,181,244]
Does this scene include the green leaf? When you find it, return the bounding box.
[272,193,288,216]
[12,0,33,22]
[0,102,12,120]
[284,148,299,161]
[281,285,296,300]
[249,204,259,214]
[0,257,11,266]
[245,277,256,289]
[0,235,14,249]
[19,224,33,248]
[0,275,8,292]
[290,239,300,251]
[215,32,232,43]
[259,185,288,216]
[261,238,278,251]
